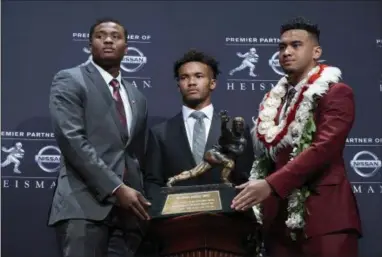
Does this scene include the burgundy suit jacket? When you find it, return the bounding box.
[263,82,362,238]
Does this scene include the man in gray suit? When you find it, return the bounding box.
[48,18,151,257]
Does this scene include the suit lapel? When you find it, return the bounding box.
[84,63,129,141]
[173,113,196,166]
[204,113,220,154]
[121,78,138,144]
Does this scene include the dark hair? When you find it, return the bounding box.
[89,18,127,42]
[173,49,221,79]
[280,17,320,43]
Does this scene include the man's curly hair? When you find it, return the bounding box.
[173,49,221,80]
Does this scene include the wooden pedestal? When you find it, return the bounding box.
[147,212,257,257]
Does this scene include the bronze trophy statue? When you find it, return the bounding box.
[167,110,247,187]
[148,110,249,218]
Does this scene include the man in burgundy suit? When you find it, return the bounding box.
[231,17,362,257]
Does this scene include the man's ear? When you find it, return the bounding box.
[210,79,217,91]
[313,45,322,60]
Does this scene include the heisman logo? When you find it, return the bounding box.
[80,47,147,73]
[229,47,259,77]
[1,142,25,174]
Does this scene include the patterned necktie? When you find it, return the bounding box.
[190,111,207,164]
[109,79,127,128]
[283,87,297,118]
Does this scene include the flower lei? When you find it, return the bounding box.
[249,64,342,256]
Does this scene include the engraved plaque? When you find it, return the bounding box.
[149,183,237,218]
[161,190,222,215]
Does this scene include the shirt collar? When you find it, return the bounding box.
[182,104,214,121]
[91,58,122,86]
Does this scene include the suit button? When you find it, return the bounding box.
[118,174,122,178]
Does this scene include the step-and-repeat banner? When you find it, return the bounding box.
[2,1,381,257]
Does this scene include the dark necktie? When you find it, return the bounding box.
[109,79,127,128]
[283,87,296,118]
[110,79,129,180]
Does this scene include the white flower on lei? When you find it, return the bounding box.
[252,204,263,225]
[259,107,278,122]
[288,121,303,140]
[285,213,305,229]
[288,196,299,208]
[269,83,287,98]
[257,121,275,135]
[295,99,313,122]
[264,97,282,109]
[265,125,280,142]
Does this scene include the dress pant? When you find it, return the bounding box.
[55,206,148,257]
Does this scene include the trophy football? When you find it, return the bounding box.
[149,110,248,218]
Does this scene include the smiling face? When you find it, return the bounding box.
[278,29,322,75]
[90,22,127,66]
[177,61,216,109]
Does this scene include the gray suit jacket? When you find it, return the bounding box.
[47,62,148,226]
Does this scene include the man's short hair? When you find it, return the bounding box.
[173,49,221,79]
[280,16,320,43]
[89,17,127,42]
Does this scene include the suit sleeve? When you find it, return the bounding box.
[266,83,355,199]
[231,124,255,184]
[49,70,123,202]
[143,128,165,201]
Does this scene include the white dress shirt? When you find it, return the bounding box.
[91,60,132,135]
[182,104,214,151]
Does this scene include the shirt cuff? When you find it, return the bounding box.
[112,183,124,195]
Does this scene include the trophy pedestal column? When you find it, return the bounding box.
[148,212,257,257]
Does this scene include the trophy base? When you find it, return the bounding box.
[148,183,238,219]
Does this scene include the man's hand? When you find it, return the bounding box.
[114,185,151,220]
[231,179,272,211]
